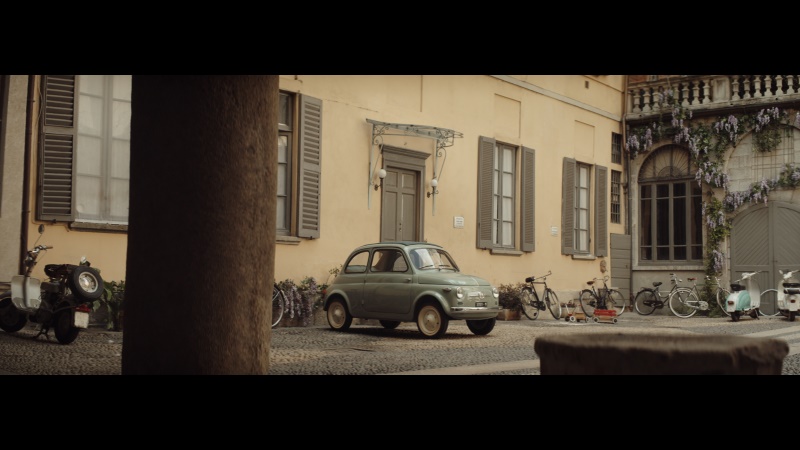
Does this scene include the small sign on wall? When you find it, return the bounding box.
[454,216,464,228]
[550,226,558,236]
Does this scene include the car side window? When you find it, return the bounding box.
[392,255,408,272]
[344,251,369,274]
[371,249,408,273]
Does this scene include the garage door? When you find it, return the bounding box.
[730,201,800,315]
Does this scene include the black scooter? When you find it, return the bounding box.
[0,225,103,344]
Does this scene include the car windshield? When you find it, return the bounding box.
[410,248,458,271]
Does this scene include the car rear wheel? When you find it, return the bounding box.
[416,303,449,338]
[379,320,401,329]
[327,298,352,331]
[466,318,495,335]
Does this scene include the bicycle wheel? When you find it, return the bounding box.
[545,289,562,320]
[668,288,698,318]
[272,284,286,328]
[519,287,540,320]
[579,289,596,317]
[634,290,657,315]
[606,289,626,317]
[759,289,781,316]
[716,287,731,316]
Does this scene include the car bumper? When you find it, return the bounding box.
[448,306,502,320]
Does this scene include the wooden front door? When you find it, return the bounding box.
[380,168,419,242]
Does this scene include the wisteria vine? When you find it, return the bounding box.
[625,89,800,278]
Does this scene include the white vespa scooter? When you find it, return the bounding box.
[726,271,764,322]
[777,269,800,322]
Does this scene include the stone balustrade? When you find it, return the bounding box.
[627,75,800,119]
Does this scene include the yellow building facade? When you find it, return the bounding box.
[1,75,628,304]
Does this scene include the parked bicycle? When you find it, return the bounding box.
[518,271,562,320]
[667,276,713,318]
[708,275,732,316]
[634,273,688,316]
[272,283,286,328]
[579,275,625,318]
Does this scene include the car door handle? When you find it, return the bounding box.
[405,278,412,282]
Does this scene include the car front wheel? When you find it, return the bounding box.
[327,298,352,331]
[466,318,495,335]
[416,303,449,338]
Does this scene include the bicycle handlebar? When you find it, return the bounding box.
[525,271,552,283]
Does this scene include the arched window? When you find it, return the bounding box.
[639,145,702,263]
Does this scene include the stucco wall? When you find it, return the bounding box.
[4,75,628,299]
[275,75,627,299]
[0,76,27,279]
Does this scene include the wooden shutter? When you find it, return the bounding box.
[520,146,535,252]
[297,94,322,239]
[476,136,495,249]
[38,75,76,222]
[561,157,576,255]
[594,164,608,257]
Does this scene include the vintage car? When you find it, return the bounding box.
[322,242,500,338]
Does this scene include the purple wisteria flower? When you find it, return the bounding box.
[712,250,725,273]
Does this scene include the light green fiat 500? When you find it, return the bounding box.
[322,242,500,338]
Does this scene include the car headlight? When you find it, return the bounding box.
[455,286,464,299]
[492,287,499,298]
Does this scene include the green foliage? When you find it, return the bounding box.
[497,283,526,311]
[777,163,800,189]
[92,280,125,331]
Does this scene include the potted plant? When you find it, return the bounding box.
[497,282,525,320]
[93,280,125,331]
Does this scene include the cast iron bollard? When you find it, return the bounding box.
[534,333,789,375]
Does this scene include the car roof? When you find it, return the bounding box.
[353,241,443,250]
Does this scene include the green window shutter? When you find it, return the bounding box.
[594,164,608,257]
[38,75,76,222]
[476,136,495,249]
[297,94,322,239]
[520,146,535,252]
[561,157,576,255]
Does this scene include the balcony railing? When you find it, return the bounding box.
[627,75,800,120]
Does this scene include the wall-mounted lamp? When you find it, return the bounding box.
[374,169,386,191]
[427,178,439,198]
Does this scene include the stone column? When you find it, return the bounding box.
[122,76,278,374]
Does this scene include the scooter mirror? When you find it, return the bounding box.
[38,224,44,234]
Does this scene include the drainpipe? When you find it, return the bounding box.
[19,75,35,274]
[622,75,630,236]
[622,75,633,305]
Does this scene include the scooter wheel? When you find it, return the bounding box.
[69,266,104,300]
[731,312,740,322]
